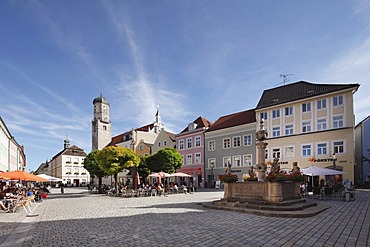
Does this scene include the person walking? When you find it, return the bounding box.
[60,183,64,194]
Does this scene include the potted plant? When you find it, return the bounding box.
[219,174,238,183]
[265,171,287,182]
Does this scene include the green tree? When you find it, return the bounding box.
[137,156,151,183]
[147,148,183,173]
[95,146,140,194]
[83,150,107,194]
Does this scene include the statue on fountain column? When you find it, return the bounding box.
[256,119,268,142]
[225,163,232,175]
[291,162,300,175]
[270,156,280,174]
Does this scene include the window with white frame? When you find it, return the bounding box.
[333,115,344,128]
[272,126,280,137]
[158,142,161,147]
[66,157,71,163]
[223,156,231,167]
[317,118,327,131]
[66,168,71,174]
[74,158,79,164]
[187,138,192,148]
[285,124,293,135]
[208,158,216,169]
[164,141,167,146]
[243,154,252,166]
[179,140,184,150]
[333,95,344,107]
[182,155,184,165]
[302,102,311,112]
[208,140,215,151]
[139,145,143,151]
[223,138,231,149]
[233,136,241,147]
[233,155,241,167]
[195,153,201,164]
[284,146,295,158]
[260,112,268,120]
[333,141,344,154]
[272,148,281,159]
[317,99,327,110]
[317,143,327,155]
[302,121,311,133]
[302,144,312,156]
[285,106,293,116]
[265,149,269,160]
[272,109,280,118]
[186,154,192,165]
[195,136,201,147]
[243,134,252,146]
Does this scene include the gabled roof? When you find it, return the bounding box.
[107,123,155,147]
[206,109,256,132]
[355,114,370,128]
[256,81,360,109]
[51,145,86,161]
[180,116,213,133]
[164,130,176,141]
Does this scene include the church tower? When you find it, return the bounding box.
[92,93,112,150]
[153,105,163,134]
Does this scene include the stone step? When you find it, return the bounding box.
[204,200,330,218]
[234,201,318,211]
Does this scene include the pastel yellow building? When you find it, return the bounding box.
[255,81,360,184]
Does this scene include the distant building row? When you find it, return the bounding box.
[0,117,26,173]
[37,80,369,188]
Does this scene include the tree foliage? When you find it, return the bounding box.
[138,156,150,179]
[95,146,140,194]
[83,150,107,193]
[84,150,107,178]
[146,148,183,173]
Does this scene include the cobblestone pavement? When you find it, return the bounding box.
[1,188,369,247]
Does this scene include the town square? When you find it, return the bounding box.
[1,1,370,246]
[1,188,370,247]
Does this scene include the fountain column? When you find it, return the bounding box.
[255,119,268,182]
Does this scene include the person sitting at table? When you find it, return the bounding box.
[173,184,178,193]
[181,184,188,194]
[156,183,163,196]
[0,190,10,211]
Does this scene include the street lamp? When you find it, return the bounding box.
[131,138,137,190]
[210,164,214,188]
[333,153,337,186]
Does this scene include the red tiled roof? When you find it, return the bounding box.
[180,116,213,133]
[107,123,155,147]
[206,109,256,132]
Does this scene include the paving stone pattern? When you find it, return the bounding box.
[1,189,369,247]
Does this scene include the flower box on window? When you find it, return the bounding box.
[66,172,71,175]
[74,172,79,175]
[66,161,71,164]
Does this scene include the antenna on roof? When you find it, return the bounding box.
[280,74,294,84]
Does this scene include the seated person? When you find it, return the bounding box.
[0,200,7,211]
[156,184,163,195]
[181,185,188,193]
[173,184,178,193]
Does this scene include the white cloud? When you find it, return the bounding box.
[102,2,191,132]
[317,36,370,123]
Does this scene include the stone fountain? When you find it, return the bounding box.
[203,119,330,217]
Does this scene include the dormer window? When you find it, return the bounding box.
[188,123,197,131]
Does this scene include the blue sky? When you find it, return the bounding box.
[1,0,369,172]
